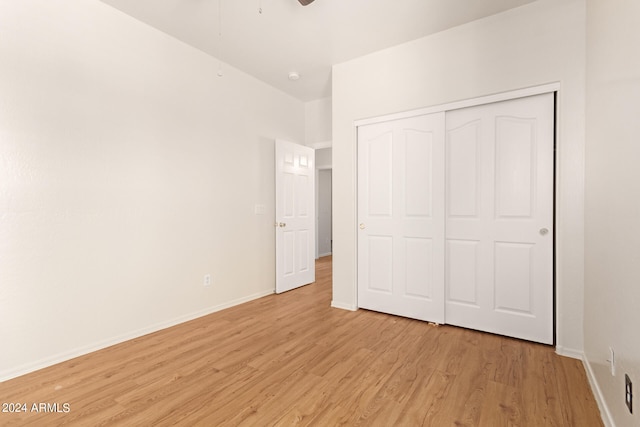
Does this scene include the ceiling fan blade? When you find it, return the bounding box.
[298,0,315,5]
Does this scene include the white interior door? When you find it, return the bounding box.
[357,113,445,323]
[275,140,315,293]
[445,93,554,344]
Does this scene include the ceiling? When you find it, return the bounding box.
[99,0,537,102]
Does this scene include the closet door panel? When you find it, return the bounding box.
[445,93,554,344]
[357,113,445,323]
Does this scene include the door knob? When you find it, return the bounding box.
[359,223,365,230]
[539,228,549,236]
[279,222,287,228]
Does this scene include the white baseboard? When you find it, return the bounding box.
[582,355,615,427]
[0,289,274,383]
[318,252,332,257]
[331,300,357,311]
[556,345,584,360]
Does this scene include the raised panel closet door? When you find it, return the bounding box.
[445,93,554,344]
[357,113,445,323]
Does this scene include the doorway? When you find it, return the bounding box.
[315,146,332,259]
[317,169,332,257]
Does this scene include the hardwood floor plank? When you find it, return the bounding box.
[477,380,523,427]
[554,355,603,427]
[0,256,603,426]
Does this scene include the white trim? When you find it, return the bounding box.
[319,252,332,257]
[0,290,274,383]
[355,83,561,127]
[556,346,583,360]
[331,300,358,311]
[309,140,332,149]
[352,124,360,312]
[583,355,616,427]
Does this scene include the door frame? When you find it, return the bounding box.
[354,83,559,343]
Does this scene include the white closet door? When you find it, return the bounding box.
[445,93,554,344]
[357,113,445,323]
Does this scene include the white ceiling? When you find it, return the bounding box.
[99,0,537,102]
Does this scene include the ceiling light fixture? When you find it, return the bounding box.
[288,71,300,81]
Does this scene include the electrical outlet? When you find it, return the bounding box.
[626,374,633,414]
[204,274,211,287]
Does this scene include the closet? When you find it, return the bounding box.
[357,93,554,344]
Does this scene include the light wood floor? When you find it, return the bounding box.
[0,256,602,426]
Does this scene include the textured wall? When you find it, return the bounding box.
[305,97,332,146]
[585,1,640,426]
[0,0,304,380]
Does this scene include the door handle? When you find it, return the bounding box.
[539,228,549,236]
[279,222,287,228]
[359,223,365,230]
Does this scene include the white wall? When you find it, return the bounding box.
[332,0,587,354]
[0,0,304,380]
[315,147,332,169]
[305,97,332,147]
[584,1,640,426]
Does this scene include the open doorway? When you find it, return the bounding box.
[315,147,332,259]
[317,169,332,257]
